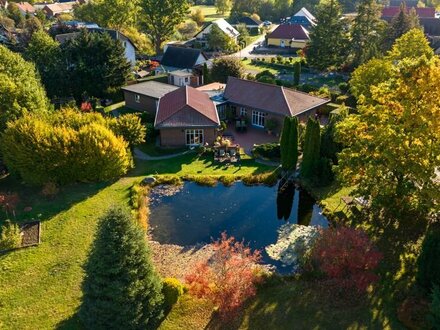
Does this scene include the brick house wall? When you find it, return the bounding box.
[159,127,218,146]
[123,91,158,114]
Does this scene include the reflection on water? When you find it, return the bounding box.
[149,181,328,270]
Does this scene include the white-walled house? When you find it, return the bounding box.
[194,18,240,48]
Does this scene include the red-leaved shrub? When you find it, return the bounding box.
[310,227,383,293]
[185,232,262,319]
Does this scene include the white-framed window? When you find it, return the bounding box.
[135,94,141,103]
[185,129,204,145]
[240,107,247,116]
[252,111,266,127]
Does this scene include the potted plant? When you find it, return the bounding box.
[265,118,278,135]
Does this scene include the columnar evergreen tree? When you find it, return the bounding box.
[300,117,321,179]
[306,0,349,70]
[80,207,163,330]
[293,61,301,85]
[350,0,385,66]
[384,3,420,50]
[286,117,299,171]
[280,117,291,169]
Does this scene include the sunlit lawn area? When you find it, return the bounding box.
[242,58,298,75]
[189,5,229,22]
[0,155,275,328]
[0,151,412,329]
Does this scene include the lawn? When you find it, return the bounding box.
[0,152,414,329]
[189,5,229,23]
[0,154,275,329]
[161,279,401,330]
[137,141,187,157]
[242,58,298,75]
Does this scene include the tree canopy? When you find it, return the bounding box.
[210,57,244,83]
[80,207,163,329]
[306,0,349,70]
[139,0,189,54]
[337,30,439,217]
[0,45,48,132]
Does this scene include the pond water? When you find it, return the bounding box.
[149,180,328,272]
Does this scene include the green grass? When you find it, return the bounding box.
[242,59,298,75]
[137,141,187,157]
[161,280,400,330]
[189,5,229,23]
[0,153,274,329]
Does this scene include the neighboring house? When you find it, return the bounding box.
[230,16,263,33]
[288,7,316,28]
[122,81,179,114]
[223,77,329,131]
[154,86,220,146]
[16,2,35,16]
[43,1,77,18]
[381,6,436,18]
[267,24,310,49]
[155,46,209,87]
[195,18,240,48]
[55,27,137,67]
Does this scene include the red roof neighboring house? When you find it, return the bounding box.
[16,2,35,15]
[155,85,220,128]
[267,24,310,40]
[382,6,435,18]
[224,77,329,117]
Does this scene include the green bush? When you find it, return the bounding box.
[109,113,146,147]
[162,277,185,310]
[253,143,281,160]
[0,220,21,250]
[255,70,275,80]
[417,227,440,290]
[429,285,440,329]
[1,110,132,185]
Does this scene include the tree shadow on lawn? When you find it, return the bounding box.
[0,174,116,225]
[204,280,374,330]
[341,209,429,328]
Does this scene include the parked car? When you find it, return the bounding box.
[263,21,272,26]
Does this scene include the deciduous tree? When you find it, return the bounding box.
[74,0,139,30]
[0,45,48,132]
[80,207,163,329]
[337,31,440,217]
[215,0,231,14]
[210,57,244,83]
[139,0,189,54]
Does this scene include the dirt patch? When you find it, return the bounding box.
[149,240,214,280]
[21,221,40,247]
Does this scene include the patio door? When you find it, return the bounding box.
[252,111,265,128]
[185,129,204,145]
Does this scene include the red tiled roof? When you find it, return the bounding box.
[155,86,220,128]
[16,2,35,13]
[224,77,329,117]
[268,24,310,40]
[382,6,435,17]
